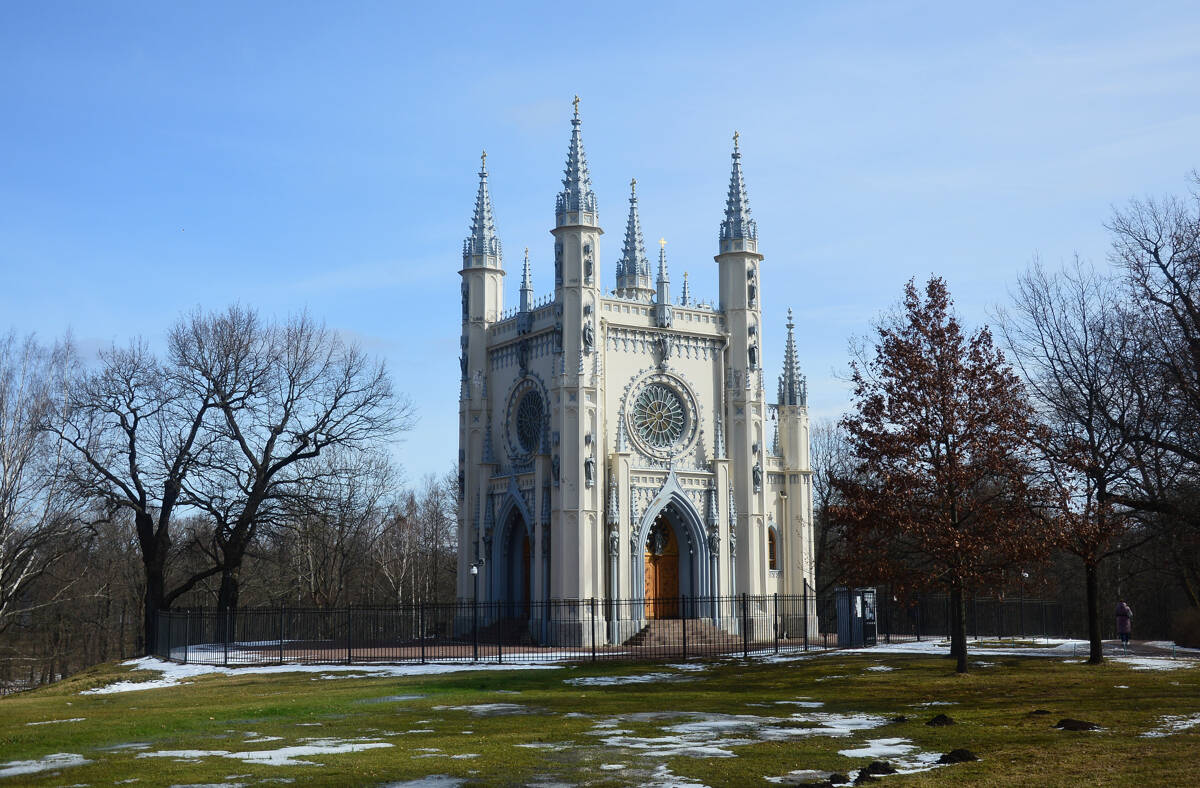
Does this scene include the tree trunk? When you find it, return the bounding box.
[217,563,241,612]
[1085,559,1104,664]
[950,585,968,674]
[142,552,167,657]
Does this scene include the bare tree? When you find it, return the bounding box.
[1000,259,1141,662]
[0,333,87,633]
[170,306,411,611]
[809,418,852,594]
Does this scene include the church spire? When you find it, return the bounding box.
[680,271,691,306]
[464,150,502,266]
[555,96,598,226]
[520,247,533,312]
[617,178,652,299]
[719,131,757,249]
[778,308,807,406]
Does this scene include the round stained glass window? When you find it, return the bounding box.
[632,383,687,449]
[515,390,544,453]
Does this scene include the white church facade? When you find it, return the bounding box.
[457,101,815,643]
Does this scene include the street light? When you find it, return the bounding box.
[470,559,484,661]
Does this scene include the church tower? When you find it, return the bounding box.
[549,97,605,601]
[776,310,814,595]
[715,133,769,596]
[458,151,504,599]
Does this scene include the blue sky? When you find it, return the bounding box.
[3,1,1199,481]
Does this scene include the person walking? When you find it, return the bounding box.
[1115,599,1133,651]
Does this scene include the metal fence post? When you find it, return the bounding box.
[419,601,426,664]
[472,596,479,662]
[590,597,597,663]
[682,597,688,660]
[183,610,190,665]
[223,609,230,668]
[741,593,749,659]
[773,593,779,654]
[346,608,353,665]
[803,585,809,652]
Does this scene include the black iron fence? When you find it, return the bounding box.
[151,589,1068,666]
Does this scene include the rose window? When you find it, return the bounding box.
[515,390,544,453]
[632,383,687,449]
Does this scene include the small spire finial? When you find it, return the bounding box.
[787,307,794,328]
[572,94,580,116]
[659,237,666,248]
[630,177,637,194]
[524,246,529,261]
[733,130,739,151]
[481,149,487,169]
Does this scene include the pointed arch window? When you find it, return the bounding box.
[768,527,779,571]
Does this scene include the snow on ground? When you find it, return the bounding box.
[380,778,465,788]
[137,738,392,767]
[865,665,895,672]
[83,657,560,694]
[0,752,92,778]
[838,737,917,758]
[25,717,85,726]
[430,703,528,715]
[564,671,698,687]
[1140,713,1200,738]
[1109,656,1197,671]
[1145,641,1200,654]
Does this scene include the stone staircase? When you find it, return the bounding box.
[623,618,730,647]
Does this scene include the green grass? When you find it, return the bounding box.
[0,651,1197,786]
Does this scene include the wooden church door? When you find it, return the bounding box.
[644,518,680,619]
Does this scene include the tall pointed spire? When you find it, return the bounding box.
[464,150,502,266]
[555,96,598,226]
[680,272,691,307]
[520,247,533,312]
[778,308,807,406]
[719,131,757,250]
[654,238,673,328]
[617,178,653,299]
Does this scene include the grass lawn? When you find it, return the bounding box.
[0,647,1197,786]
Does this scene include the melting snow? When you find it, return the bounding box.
[25,718,86,726]
[865,665,895,672]
[1111,657,1197,671]
[138,738,392,766]
[431,703,528,715]
[0,753,92,778]
[564,672,697,687]
[1140,713,1200,738]
[838,737,916,758]
[84,657,559,694]
[380,778,465,788]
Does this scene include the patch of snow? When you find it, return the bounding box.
[25,718,86,726]
[1145,641,1200,653]
[403,729,436,734]
[564,672,697,687]
[599,764,626,771]
[974,661,997,668]
[1140,713,1200,738]
[664,663,711,672]
[430,703,527,715]
[0,753,92,778]
[84,657,559,695]
[765,769,830,784]
[1115,685,1129,689]
[380,778,464,788]
[773,700,824,708]
[1112,656,1198,671]
[913,701,957,707]
[138,739,392,767]
[838,737,916,758]
[865,665,895,672]
[814,674,846,682]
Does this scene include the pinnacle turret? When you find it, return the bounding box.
[520,247,533,312]
[654,238,673,328]
[555,96,598,225]
[616,178,653,299]
[680,272,691,306]
[464,150,502,266]
[778,308,807,406]
[719,131,757,249]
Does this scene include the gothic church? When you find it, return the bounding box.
[458,100,815,642]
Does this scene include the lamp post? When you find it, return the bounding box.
[470,560,483,662]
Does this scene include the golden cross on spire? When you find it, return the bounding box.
[572,95,580,114]
[659,237,667,248]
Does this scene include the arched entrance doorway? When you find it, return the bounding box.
[644,514,680,619]
[500,510,531,619]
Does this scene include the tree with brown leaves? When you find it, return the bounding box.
[833,277,1047,673]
